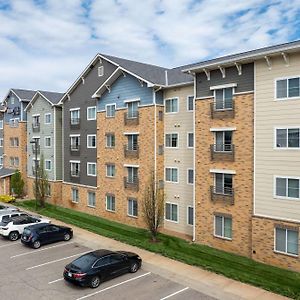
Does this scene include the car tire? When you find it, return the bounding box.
[33,240,41,249]
[90,276,101,288]
[129,262,139,273]
[63,232,71,241]
[8,231,19,241]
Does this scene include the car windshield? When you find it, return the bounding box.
[72,254,97,269]
[23,228,31,235]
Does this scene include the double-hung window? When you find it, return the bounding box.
[87,162,96,176]
[187,169,194,184]
[71,188,79,203]
[165,133,178,148]
[187,206,194,225]
[106,133,115,148]
[275,227,298,256]
[187,132,194,148]
[165,203,178,222]
[127,167,138,183]
[70,109,80,125]
[214,88,233,110]
[165,168,178,183]
[214,215,232,239]
[45,160,52,171]
[165,98,178,113]
[45,136,51,147]
[276,128,300,148]
[70,135,80,151]
[44,113,51,124]
[127,101,139,118]
[106,164,115,177]
[276,77,300,99]
[275,177,300,199]
[87,134,96,148]
[127,134,138,151]
[214,173,233,195]
[70,161,80,177]
[32,115,40,128]
[87,107,96,120]
[88,191,96,207]
[106,194,115,212]
[128,198,138,217]
[106,104,116,118]
[215,131,233,152]
[0,138,3,147]
[187,95,194,111]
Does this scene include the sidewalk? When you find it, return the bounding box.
[45,216,288,300]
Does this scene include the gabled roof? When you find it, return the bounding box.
[183,39,300,72]
[2,88,36,105]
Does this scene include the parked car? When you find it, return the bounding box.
[0,215,50,241]
[21,223,73,249]
[0,203,19,211]
[0,210,42,223]
[63,249,142,288]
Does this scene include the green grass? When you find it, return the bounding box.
[16,200,300,299]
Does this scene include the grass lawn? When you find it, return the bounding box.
[16,200,300,299]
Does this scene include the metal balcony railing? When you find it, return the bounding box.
[210,186,234,205]
[210,144,235,161]
[124,176,139,191]
[210,99,235,119]
[32,123,40,132]
[70,144,80,155]
[70,118,80,129]
[124,111,139,125]
[124,144,139,158]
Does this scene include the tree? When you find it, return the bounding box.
[142,172,164,242]
[10,170,25,198]
[33,153,49,208]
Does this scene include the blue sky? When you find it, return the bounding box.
[0,0,299,96]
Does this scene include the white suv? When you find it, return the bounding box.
[0,215,50,241]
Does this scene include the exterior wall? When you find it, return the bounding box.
[252,216,300,271]
[163,85,194,236]
[55,107,63,180]
[63,59,117,187]
[195,93,254,257]
[196,63,254,98]
[0,177,10,194]
[0,112,4,163]
[3,91,24,123]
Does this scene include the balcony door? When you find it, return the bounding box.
[127,135,138,150]
[127,101,138,119]
[127,167,138,183]
[215,173,232,195]
[215,88,233,110]
[215,131,232,152]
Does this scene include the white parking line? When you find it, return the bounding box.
[0,242,18,249]
[26,251,90,270]
[160,287,189,300]
[11,242,75,258]
[75,272,151,300]
[48,278,64,284]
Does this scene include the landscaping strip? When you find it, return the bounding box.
[16,200,300,299]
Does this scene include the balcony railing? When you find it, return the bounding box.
[70,118,80,129]
[124,111,139,125]
[210,186,234,205]
[210,144,235,161]
[124,144,139,158]
[32,123,40,132]
[124,176,139,191]
[70,144,80,155]
[210,99,235,119]
[9,121,18,128]
[32,145,40,154]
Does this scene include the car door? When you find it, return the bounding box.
[107,254,129,277]
[47,225,62,242]
[92,257,111,280]
[37,225,52,244]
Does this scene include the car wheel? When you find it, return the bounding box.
[63,232,71,241]
[90,276,101,288]
[33,240,41,249]
[130,262,139,273]
[8,231,19,241]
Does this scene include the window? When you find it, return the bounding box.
[215,131,233,151]
[106,133,115,148]
[87,162,96,176]
[187,206,194,225]
[87,134,96,148]
[127,101,139,118]
[0,156,3,168]
[165,168,178,183]
[165,133,178,148]
[70,109,80,125]
[187,169,194,184]
[275,177,300,199]
[165,203,178,222]
[88,191,96,207]
[128,198,138,217]
[187,133,194,148]
[187,96,194,111]
[276,128,300,148]
[215,215,232,239]
[214,173,233,195]
[0,120,3,129]
[44,113,51,124]
[45,137,51,148]
[98,66,104,77]
[275,227,298,256]
[14,157,19,166]
[0,138,3,147]
[9,157,14,166]
[87,106,96,120]
[214,88,233,109]
[32,115,40,127]
[46,184,51,197]
[9,118,19,127]
[70,161,80,177]
[45,160,51,171]
[14,137,19,147]
[106,164,115,177]
[11,96,15,105]
[70,135,80,151]
[10,137,19,147]
[71,188,79,203]
[127,167,138,183]
[165,98,178,113]
[276,77,300,99]
[106,194,115,212]
[127,134,138,150]
[106,104,116,118]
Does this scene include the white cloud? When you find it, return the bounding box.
[0,0,299,97]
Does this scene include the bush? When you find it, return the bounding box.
[0,195,16,203]
[10,171,24,198]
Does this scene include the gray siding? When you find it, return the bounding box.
[55,107,63,180]
[0,112,3,160]
[196,63,254,98]
[63,59,117,186]
[3,92,23,123]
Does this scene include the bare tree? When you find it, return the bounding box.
[142,172,164,242]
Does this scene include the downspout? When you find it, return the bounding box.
[192,72,196,242]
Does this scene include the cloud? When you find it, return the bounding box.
[0,0,299,97]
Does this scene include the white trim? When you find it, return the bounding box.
[213,215,233,240]
[62,181,97,189]
[210,83,237,90]
[44,136,52,148]
[32,113,40,117]
[187,168,194,185]
[70,160,80,163]
[274,126,300,150]
[274,75,300,101]
[124,98,140,103]
[123,132,139,135]
[45,159,52,171]
[69,134,80,137]
[210,169,236,174]
[187,132,194,148]
[105,103,116,118]
[233,90,254,95]
[86,106,96,121]
[186,95,194,112]
[253,213,300,224]
[165,167,179,183]
[273,175,300,200]
[187,206,194,226]
[274,227,299,257]
[106,164,115,178]
[165,132,179,149]
[124,164,139,168]
[253,62,257,216]
[87,162,97,177]
[69,107,80,111]
[165,202,179,223]
[210,127,236,132]
[193,75,196,242]
[44,113,52,124]
[87,134,96,148]
[164,97,179,114]
[105,194,116,212]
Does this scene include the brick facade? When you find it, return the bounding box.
[0,177,11,195]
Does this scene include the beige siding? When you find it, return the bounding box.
[255,52,300,221]
[163,85,194,236]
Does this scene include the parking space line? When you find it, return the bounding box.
[11,242,75,258]
[0,242,18,248]
[160,287,189,300]
[26,251,90,270]
[48,278,64,284]
[75,272,151,300]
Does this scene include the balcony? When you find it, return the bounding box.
[70,144,80,156]
[32,123,40,132]
[70,170,80,183]
[70,118,80,129]
[32,145,40,155]
[210,144,235,161]
[210,186,234,205]
[210,99,235,119]
[124,111,139,125]
[124,176,139,191]
[124,145,139,158]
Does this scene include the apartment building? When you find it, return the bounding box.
[25,90,64,203]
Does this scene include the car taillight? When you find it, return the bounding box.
[64,268,69,273]
[28,234,33,241]
[73,272,86,279]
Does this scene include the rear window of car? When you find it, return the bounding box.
[72,254,97,269]
[2,215,10,222]
[23,228,31,235]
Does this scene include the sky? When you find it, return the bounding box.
[0,0,299,97]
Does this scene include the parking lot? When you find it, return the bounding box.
[0,236,214,300]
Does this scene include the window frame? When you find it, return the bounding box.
[274,175,300,200]
[106,133,115,148]
[44,136,52,148]
[87,191,96,208]
[70,108,80,124]
[165,97,179,114]
[275,76,300,101]
[106,164,115,178]
[187,206,194,226]
[187,132,194,148]
[0,120,3,129]
[71,188,79,203]
[187,95,194,111]
[213,87,234,110]
[44,113,52,125]
[165,167,179,183]
[0,138,3,147]
[165,202,178,223]
[105,103,116,118]
[45,159,52,171]
[87,106,97,121]
[106,194,116,212]
[70,160,80,177]
[87,134,96,148]
[165,133,179,148]
[187,168,194,185]
[274,227,299,257]
[214,215,232,240]
[274,127,300,149]
[87,162,97,177]
[128,198,138,217]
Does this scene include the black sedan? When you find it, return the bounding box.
[21,223,73,249]
[63,249,142,288]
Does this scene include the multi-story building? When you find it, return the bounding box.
[25,90,64,203]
